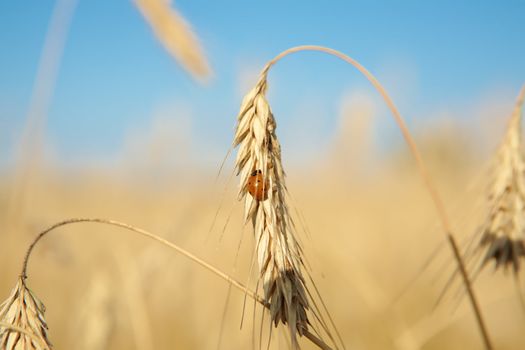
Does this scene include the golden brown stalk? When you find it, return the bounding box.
[235,45,492,350]
[477,84,525,273]
[0,278,53,350]
[134,0,211,81]
[234,71,310,348]
[17,218,333,350]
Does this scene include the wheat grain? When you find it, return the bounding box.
[0,278,52,350]
[477,84,525,273]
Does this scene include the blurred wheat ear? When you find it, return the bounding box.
[474,84,525,274]
[134,0,212,82]
[0,278,52,350]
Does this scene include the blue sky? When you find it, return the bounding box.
[0,0,524,168]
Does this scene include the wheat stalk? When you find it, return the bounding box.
[477,84,525,273]
[15,218,332,349]
[234,45,493,350]
[0,278,53,350]
[134,0,211,81]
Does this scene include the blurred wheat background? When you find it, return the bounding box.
[1,0,525,349]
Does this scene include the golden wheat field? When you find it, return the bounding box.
[2,108,525,349]
[1,1,525,349]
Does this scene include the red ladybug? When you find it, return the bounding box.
[247,169,269,201]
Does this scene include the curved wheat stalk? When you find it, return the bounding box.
[233,45,492,350]
[10,218,332,349]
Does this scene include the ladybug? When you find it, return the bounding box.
[247,169,269,201]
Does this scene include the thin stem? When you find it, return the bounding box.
[21,218,260,302]
[263,45,492,350]
[304,329,333,350]
[0,322,51,350]
[19,218,332,350]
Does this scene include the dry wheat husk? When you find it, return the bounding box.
[0,278,52,350]
[233,67,310,347]
[477,85,525,273]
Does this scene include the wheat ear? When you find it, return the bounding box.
[234,45,492,350]
[234,71,311,348]
[477,84,525,273]
[0,278,53,350]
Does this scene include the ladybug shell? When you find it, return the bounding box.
[247,170,269,201]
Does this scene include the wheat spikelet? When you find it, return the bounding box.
[134,0,211,81]
[233,66,310,347]
[477,84,525,273]
[0,278,52,350]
